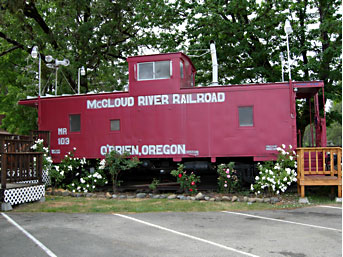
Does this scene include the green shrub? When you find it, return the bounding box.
[217,162,239,193]
[171,164,200,194]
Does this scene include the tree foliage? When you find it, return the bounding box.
[327,101,342,146]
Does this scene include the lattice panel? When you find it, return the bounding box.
[4,185,45,205]
[42,169,51,186]
[16,180,38,184]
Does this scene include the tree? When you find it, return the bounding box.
[0,0,168,133]
[102,151,140,193]
[327,101,342,146]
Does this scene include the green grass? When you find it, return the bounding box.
[11,194,340,213]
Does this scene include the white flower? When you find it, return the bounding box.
[72,190,75,193]
[282,144,286,149]
[55,165,60,171]
[68,165,73,171]
[257,191,260,194]
[276,190,280,195]
[283,177,287,182]
[289,145,292,149]
[80,178,85,183]
[86,184,89,188]
[73,147,77,151]
[92,185,95,189]
[60,171,64,176]
[31,144,37,150]
[46,157,53,163]
[99,159,106,170]
[76,173,79,176]
[94,179,97,182]
[289,156,293,161]
[71,183,75,186]
[255,176,259,181]
[250,184,254,191]
[286,168,291,175]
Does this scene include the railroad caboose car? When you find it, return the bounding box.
[19,51,327,180]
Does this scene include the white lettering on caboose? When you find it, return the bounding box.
[87,97,134,109]
[100,144,186,156]
[87,92,226,109]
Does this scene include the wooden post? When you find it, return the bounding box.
[37,153,43,184]
[300,149,304,181]
[1,153,7,189]
[301,185,305,198]
[338,148,342,198]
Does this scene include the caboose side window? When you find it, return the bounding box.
[70,114,81,132]
[180,61,184,79]
[137,61,171,80]
[110,119,120,131]
[238,106,254,127]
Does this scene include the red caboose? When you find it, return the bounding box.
[19,51,326,181]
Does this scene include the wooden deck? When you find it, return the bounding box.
[296,147,342,198]
[0,132,49,207]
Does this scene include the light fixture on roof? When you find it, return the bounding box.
[78,66,86,94]
[31,46,41,96]
[45,55,70,95]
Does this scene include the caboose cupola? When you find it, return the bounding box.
[127,52,196,96]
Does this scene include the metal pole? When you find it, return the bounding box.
[55,67,58,96]
[38,54,41,96]
[78,68,80,94]
[286,34,292,81]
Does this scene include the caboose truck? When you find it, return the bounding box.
[18,46,327,184]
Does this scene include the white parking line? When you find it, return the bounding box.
[318,205,342,210]
[222,211,342,232]
[1,213,57,257]
[114,213,260,257]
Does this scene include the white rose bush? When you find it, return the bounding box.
[251,144,297,195]
[31,139,53,185]
[48,148,107,193]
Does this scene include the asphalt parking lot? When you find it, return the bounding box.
[1,205,341,257]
